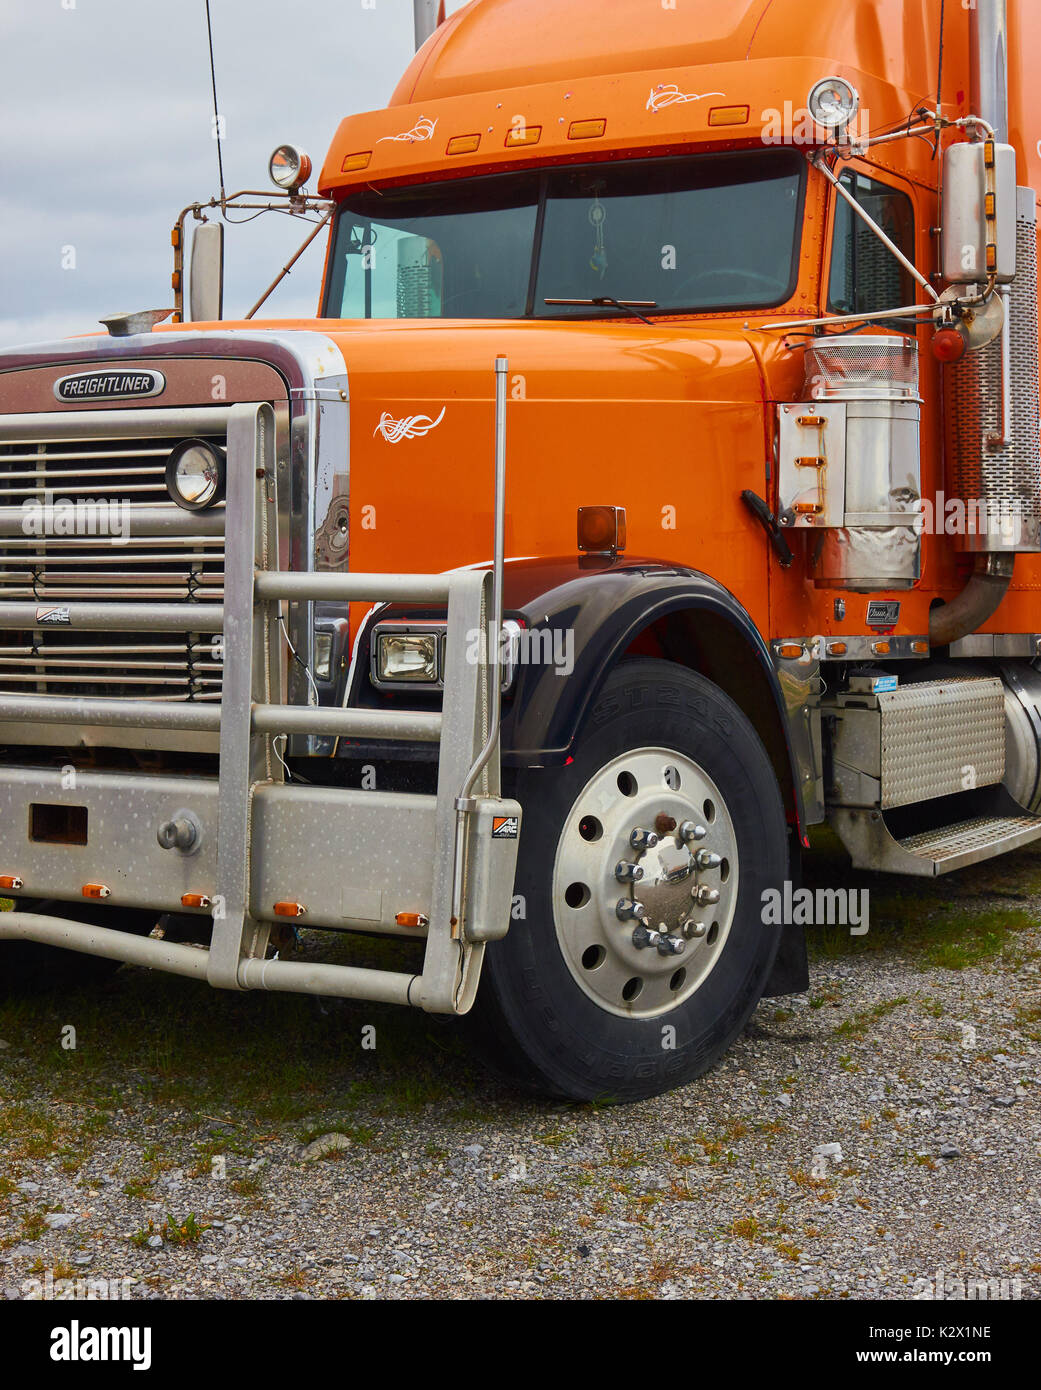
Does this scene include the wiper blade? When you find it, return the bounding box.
[544,297,658,326]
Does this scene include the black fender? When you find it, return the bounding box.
[499,555,807,835]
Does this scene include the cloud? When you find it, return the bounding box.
[1,0,473,348]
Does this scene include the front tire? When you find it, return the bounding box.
[473,660,789,1102]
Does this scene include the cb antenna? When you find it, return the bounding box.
[205,0,227,210]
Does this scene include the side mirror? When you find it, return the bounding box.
[189,221,224,322]
[941,140,1017,285]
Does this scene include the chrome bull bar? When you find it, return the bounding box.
[0,395,521,1013]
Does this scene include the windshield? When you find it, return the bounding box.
[322,151,804,320]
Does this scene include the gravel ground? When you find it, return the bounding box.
[1,832,1039,1301]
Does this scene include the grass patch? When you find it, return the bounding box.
[834,997,909,1038]
[901,909,1033,971]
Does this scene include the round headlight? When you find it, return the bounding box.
[269,143,312,193]
[165,439,226,511]
[808,76,860,131]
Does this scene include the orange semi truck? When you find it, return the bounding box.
[1,0,1040,1100]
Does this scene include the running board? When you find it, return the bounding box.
[829,789,1041,876]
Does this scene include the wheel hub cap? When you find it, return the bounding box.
[553,747,739,1019]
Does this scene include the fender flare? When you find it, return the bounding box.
[499,556,806,831]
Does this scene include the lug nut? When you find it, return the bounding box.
[695,849,722,870]
[629,828,660,850]
[679,821,707,843]
[616,899,647,921]
[692,885,720,906]
[615,861,644,883]
[631,923,686,955]
[681,919,708,939]
[656,933,686,957]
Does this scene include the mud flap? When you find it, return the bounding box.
[761,828,809,998]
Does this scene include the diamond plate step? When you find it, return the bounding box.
[898,814,1041,871]
[830,793,1041,877]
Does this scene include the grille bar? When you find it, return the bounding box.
[0,417,229,702]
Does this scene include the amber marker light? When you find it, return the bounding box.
[82,883,111,900]
[872,641,892,656]
[708,106,750,127]
[827,642,848,657]
[181,893,212,910]
[777,644,805,660]
[568,119,607,140]
[0,875,23,891]
[395,912,430,929]
[273,901,307,918]
[447,134,481,155]
[577,505,626,555]
[506,125,541,147]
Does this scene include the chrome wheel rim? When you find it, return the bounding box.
[552,747,739,1019]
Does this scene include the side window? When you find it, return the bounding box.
[828,172,916,320]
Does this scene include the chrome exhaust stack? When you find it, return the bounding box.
[934,0,1041,643]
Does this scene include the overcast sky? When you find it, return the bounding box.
[0,0,468,348]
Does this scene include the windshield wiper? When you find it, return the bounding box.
[544,297,658,326]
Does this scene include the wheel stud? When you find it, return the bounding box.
[695,849,722,870]
[679,821,707,843]
[681,919,708,939]
[629,828,659,850]
[692,884,720,905]
[616,898,647,921]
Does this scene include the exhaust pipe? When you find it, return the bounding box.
[929,553,1014,648]
[969,0,1009,142]
[413,0,444,50]
[932,0,1015,646]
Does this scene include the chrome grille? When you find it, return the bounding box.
[0,429,225,701]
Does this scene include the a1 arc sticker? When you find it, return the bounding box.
[36,606,71,625]
[492,815,520,839]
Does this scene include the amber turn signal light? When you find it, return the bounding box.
[577,505,626,555]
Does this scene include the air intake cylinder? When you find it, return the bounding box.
[778,335,922,592]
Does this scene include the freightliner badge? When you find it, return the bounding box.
[53,369,166,403]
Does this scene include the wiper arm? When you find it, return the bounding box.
[544,297,658,326]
